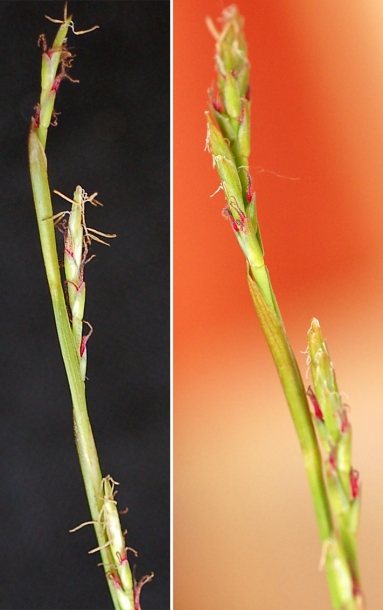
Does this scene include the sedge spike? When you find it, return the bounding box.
[53,186,116,380]
[307,319,363,607]
[28,6,152,608]
[205,6,363,609]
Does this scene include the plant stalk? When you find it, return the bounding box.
[206,7,363,608]
[28,6,137,608]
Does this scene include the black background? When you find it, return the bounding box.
[0,2,169,608]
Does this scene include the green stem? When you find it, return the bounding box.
[246,266,350,609]
[247,266,333,540]
[249,263,279,319]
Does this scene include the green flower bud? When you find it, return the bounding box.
[205,113,234,161]
[327,467,350,523]
[348,495,361,535]
[101,476,135,597]
[216,6,247,74]
[238,98,251,158]
[308,319,342,444]
[211,107,237,145]
[336,424,352,487]
[326,537,355,608]
[236,66,250,100]
[220,40,236,74]
[223,71,241,119]
[214,155,244,211]
[34,9,73,147]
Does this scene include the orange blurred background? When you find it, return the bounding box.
[174,1,383,607]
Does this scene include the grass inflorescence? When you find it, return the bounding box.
[28,5,152,609]
[205,6,363,608]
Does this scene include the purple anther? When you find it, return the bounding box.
[209,88,224,113]
[108,571,122,590]
[340,408,349,434]
[329,449,337,471]
[238,100,245,124]
[307,386,324,421]
[222,207,240,233]
[243,169,253,203]
[350,469,359,499]
[80,322,93,357]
